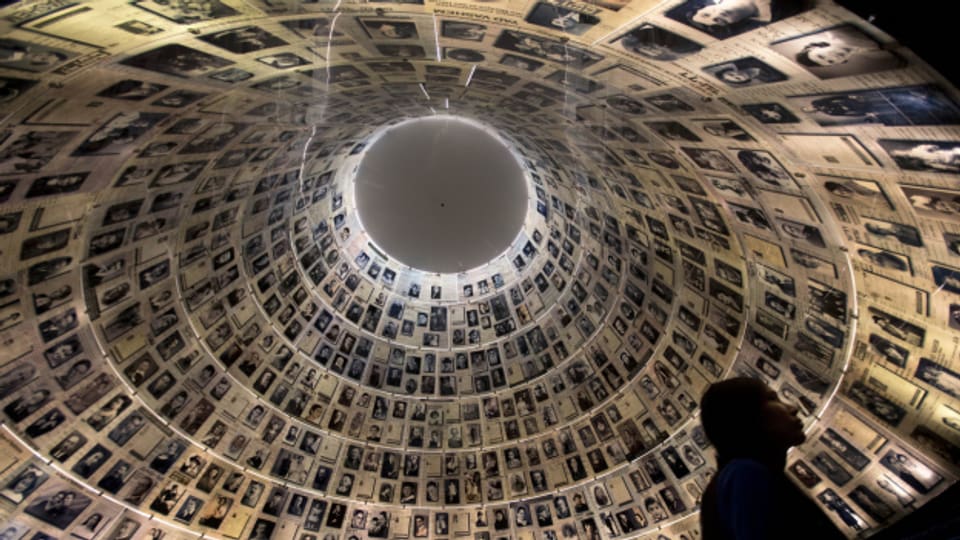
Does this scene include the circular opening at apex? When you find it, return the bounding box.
[354,116,529,273]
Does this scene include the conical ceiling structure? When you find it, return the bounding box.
[0,1,957,539]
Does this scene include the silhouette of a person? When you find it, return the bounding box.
[699,378,844,539]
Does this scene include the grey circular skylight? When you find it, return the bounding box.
[354,116,529,273]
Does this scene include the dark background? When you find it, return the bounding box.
[838,0,956,85]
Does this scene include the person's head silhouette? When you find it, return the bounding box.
[700,377,805,467]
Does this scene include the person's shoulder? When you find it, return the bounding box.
[717,458,774,491]
[723,458,770,475]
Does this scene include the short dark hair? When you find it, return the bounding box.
[795,41,831,67]
[700,377,770,464]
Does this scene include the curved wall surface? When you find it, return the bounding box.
[0,1,956,539]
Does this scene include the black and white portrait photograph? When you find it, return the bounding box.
[610,24,703,61]
[737,149,793,187]
[932,264,960,294]
[153,90,208,108]
[704,56,788,87]
[73,112,167,156]
[0,76,37,104]
[208,68,254,83]
[681,147,738,173]
[645,93,696,113]
[200,26,287,54]
[855,244,912,274]
[879,450,942,494]
[821,176,891,209]
[20,228,70,261]
[861,217,923,248]
[360,18,420,40]
[108,411,148,446]
[442,21,486,42]
[778,218,826,249]
[901,185,960,221]
[914,358,960,399]
[133,0,238,24]
[545,70,603,94]
[817,489,866,531]
[525,3,600,36]
[0,131,78,175]
[376,44,426,58]
[494,30,602,68]
[181,122,248,154]
[116,20,164,35]
[139,259,171,290]
[257,53,309,69]
[0,39,74,73]
[772,24,904,79]
[302,65,368,84]
[87,229,126,258]
[868,306,924,346]
[252,75,301,92]
[0,463,48,504]
[664,0,813,40]
[790,85,960,127]
[697,119,754,141]
[849,485,895,522]
[39,308,78,342]
[741,102,800,124]
[72,444,112,478]
[120,44,233,78]
[24,486,92,529]
[97,79,168,101]
[282,17,342,39]
[646,121,701,143]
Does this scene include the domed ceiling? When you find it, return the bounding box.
[0,0,957,539]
